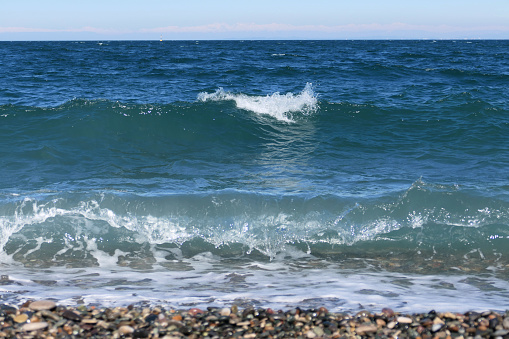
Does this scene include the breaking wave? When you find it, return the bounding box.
[197,83,318,122]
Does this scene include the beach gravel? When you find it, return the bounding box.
[0,300,508,338]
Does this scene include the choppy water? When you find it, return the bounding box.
[1,40,509,312]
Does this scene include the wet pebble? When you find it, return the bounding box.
[0,302,508,338]
[503,317,509,329]
[63,309,83,321]
[13,313,28,323]
[432,323,444,332]
[118,325,134,335]
[20,321,48,332]
[220,307,231,316]
[397,316,413,324]
[356,324,378,334]
[28,300,56,311]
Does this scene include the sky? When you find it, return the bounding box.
[1,0,509,40]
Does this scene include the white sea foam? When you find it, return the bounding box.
[197,83,318,122]
[1,256,509,313]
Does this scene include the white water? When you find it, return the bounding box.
[197,83,318,122]
[1,252,508,313]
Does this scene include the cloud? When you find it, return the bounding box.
[0,26,127,34]
[142,22,509,34]
[2,23,509,38]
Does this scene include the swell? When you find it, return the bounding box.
[2,92,508,195]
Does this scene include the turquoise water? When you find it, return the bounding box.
[0,40,508,312]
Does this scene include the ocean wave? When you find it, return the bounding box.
[1,180,509,268]
[197,83,318,122]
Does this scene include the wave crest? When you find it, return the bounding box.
[197,83,318,122]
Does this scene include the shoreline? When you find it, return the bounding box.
[1,301,508,338]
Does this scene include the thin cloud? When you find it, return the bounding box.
[2,23,509,37]
[143,22,509,34]
[0,26,127,34]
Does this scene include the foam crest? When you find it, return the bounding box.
[197,83,318,122]
[2,183,509,268]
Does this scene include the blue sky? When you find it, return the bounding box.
[1,0,508,40]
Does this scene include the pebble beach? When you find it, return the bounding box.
[1,300,508,338]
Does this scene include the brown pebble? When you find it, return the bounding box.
[442,312,457,319]
[376,318,387,327]
[356,310,372,318]
[29,300,56,311]
[356,324,378,335]
[188,308,203,316]
[466,327,477,333]
[448,325,460,332]
[382,308,395,316]
[82,318,98,324]
[433,317,445,325]
[62,309,82,321]
[13,313,28,323]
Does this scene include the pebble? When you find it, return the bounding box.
[442,312,457,319]
[118,325,134,335]
[188,308,203,316]
[356,324,378,334]
[432,323,444,332]
[28,300,56,311]
[387,320,398,329]
[313,326,324,336]
[306,329,317,338]
[20,321,48,332]
[382,307,395,316]
[433,317,445,324]
[504,317,509,329]
[220,307,231,316]
[63,309,83,321]
[13,313,28,323]
[0,302,508,338]
[397,316,413,324]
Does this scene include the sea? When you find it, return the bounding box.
[1,40,509,313]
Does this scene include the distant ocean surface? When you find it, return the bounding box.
[1,40,509,313]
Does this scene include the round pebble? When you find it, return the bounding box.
[13,313,28,323]
[29,300,56,311]
[220,307,231,316]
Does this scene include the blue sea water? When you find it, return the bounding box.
[1,40,509,312]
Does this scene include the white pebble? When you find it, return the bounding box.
[220,307,231,316]
[21,322,48,332]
